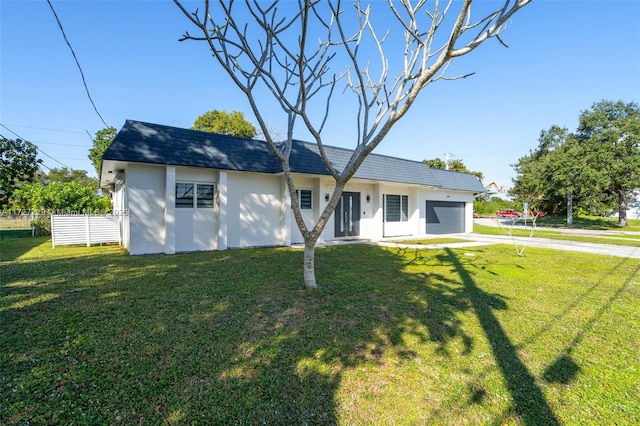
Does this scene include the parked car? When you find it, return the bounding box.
[496,209,522,218]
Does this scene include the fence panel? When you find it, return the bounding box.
[51,215,121,248]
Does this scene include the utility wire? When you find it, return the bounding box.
[56,157,93,161]
[1,123,87,134]
[0,132,49,172]
[0,135,52,172]
[1,124,71,169]
[46,0,110,129]
[24,140,89,148]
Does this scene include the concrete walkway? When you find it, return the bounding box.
[465,218,640,258]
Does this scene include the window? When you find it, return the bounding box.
[197,184,214,208]
[176,183,194,208]
[295,189,313,210]
[176,183,215,208]
[384,194,408,222]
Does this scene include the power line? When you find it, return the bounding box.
[1,124,71,169]
[0,132,49,171]
[31,148,70,168]
[46,0,110,129]
[1,123,87,134]
[24,140,89,148]
[454,148,525,157]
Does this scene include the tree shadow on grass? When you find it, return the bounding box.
[542,258,639,386]
[3,242,610,425]
[2,244,504,424]
[0,247,373,423]
[434,249,560,425]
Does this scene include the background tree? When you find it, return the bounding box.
[574,100,640,227]
[175,0,532,288]
[424,157,484,182]
[191,110,257,138]
[511,126,573,215]
[88,126,117,176]
[511,101,639,226]
[0,137,41,207]
[423,158,447,169]
[34,169,48,185]
[38,167,98,189]
[9,181,111,213]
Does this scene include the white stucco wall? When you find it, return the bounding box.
[112,177,129,251]
[350,182,378,238]
[378,184,419,237]
[174,167,219,252]
[319,181,379,240]
[318,182,475,239]
[127,164,166,255]
[119,162,478,254]
[218,171,228,250]
[227,172,285,248]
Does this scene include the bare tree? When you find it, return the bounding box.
[174,0,532,288]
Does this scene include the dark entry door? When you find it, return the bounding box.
[425,201,465,234]
[335,192,360,237]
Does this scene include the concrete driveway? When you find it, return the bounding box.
[318,219,640,259]
[470,218,640,259]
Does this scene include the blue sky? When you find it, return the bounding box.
[1,0,639,188]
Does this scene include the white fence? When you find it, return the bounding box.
[51,215,122,248]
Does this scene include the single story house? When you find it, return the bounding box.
[611,189,640,220]
[100,120,485,255]
[629,192,640,219]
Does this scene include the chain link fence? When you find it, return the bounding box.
[0,212,51,239]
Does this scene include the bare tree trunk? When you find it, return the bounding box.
[298,181,347,288]
[618,189,628,227]
[303,241,317,289]
[567,191,573,226]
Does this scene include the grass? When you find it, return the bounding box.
[2,237,639,425]
[0,229,33,240]
[473,224,640,247]
[536,215,640,232]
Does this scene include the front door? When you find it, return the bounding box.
[334,192,360,237]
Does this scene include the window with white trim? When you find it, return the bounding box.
[295,189,313,210]
[176,183,215,208]
[384,194,408,222]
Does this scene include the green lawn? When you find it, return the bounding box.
[473,224,640,248]
[2,237,639,425]
[536,215,640,232]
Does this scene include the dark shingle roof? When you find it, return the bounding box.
[103,120,280,173]
[103,120,484,193]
